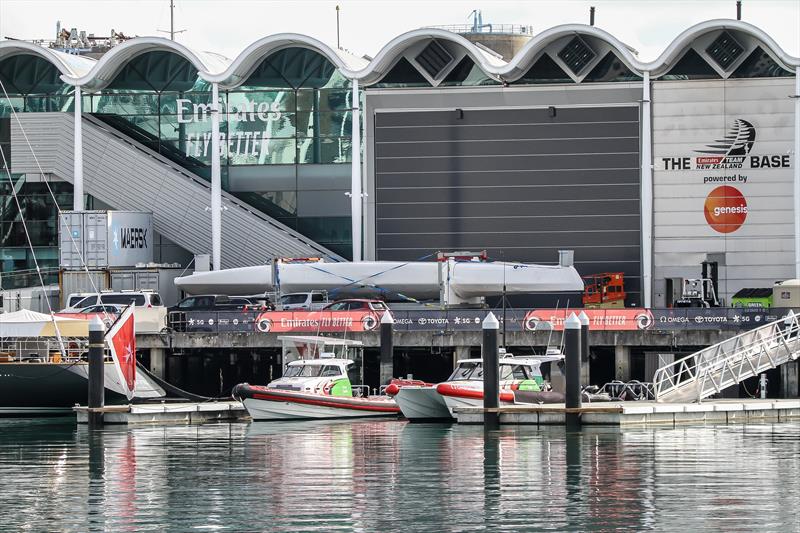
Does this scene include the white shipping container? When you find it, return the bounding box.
[110,267,186,307]
[59,270,110,308]
[59,210,153,269]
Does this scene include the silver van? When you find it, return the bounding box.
[278,291,329,311]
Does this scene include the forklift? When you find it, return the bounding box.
[673,261,721,308]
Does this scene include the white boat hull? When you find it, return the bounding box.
[394,386,452,420]
[235,385,400,421]
[243,397,399,421]
[440,394,483,417]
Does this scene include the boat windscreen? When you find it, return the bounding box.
[499,364,531,381]
[283,365,324,378]
[448,362,483,381]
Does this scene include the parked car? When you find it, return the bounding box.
[279,291,329,311]
[320,299,392,331]
[61,290,162,312]
[79,304,127,315]
[323,299,391,313]
[169,294,260,312]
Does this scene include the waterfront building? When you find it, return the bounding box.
[0,19,798,310]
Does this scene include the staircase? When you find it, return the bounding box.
[654,311,800,402]
[9,112,343,268]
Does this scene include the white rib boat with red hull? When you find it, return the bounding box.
[436,354,563,416]
[233,356,399,421]
[388,353,563,420]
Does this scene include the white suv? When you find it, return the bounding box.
[61,290,163,312]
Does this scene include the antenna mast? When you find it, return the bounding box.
[158,0,187,40]
[336,5,341,49]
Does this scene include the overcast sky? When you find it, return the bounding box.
[0,0,798,62]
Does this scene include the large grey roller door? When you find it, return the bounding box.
[374,105,642,305]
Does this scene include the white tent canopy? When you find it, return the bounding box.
[0,310,87,338]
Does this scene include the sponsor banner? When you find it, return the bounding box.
[174,308,797,333]
[253,311,381,334]
[522,309,654,331]
[215,311,259,332]
[650,308,793,330]
[395,310,528,332]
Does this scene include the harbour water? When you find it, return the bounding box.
[1,419,798,532]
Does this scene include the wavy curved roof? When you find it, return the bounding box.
[0,40,96,78]
[0,18,796,91]
[643,19,799,75]
[201,33,367,88]
[59,36,231,90]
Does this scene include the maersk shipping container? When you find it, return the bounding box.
[110,266,185,307]
[59,210,153,269]
[59,269,110,308]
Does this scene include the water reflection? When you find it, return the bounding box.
[0,419,797,531]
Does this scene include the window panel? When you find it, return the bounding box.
[296,111,351,137]
[298,216,351,244]
[0,97,24,117]
[297,137,351,164]
[228,136,296,165]
[227,111,296,140]
[296,89,351,111]
[226,91,296,113]
[92,93,160,115]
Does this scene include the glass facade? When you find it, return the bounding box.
[0,35,796,289]
[84,49,355,258]
[0,54,77,288]
[0,176,73,289]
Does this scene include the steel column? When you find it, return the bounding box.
[794,67,800,278]
[211,82,222,270]
[73,85,83,211]
[641,71,652,307]
[351,78,362,261]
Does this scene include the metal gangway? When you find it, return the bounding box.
[654,311,800,402]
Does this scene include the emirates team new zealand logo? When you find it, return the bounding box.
[694,119,755,169]
[696,119,756,157]
[661,118,790,171]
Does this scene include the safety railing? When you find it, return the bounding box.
[653,311,800,402]
[596,380,654,401]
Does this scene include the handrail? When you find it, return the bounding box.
[653,312,800,402]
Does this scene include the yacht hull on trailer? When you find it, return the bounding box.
[174,259,583,299]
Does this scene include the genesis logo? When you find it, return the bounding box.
[696,119,755,157]
[661,118,790,171]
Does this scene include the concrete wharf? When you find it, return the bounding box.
[75,400,247,425]
[454,399,800,427]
